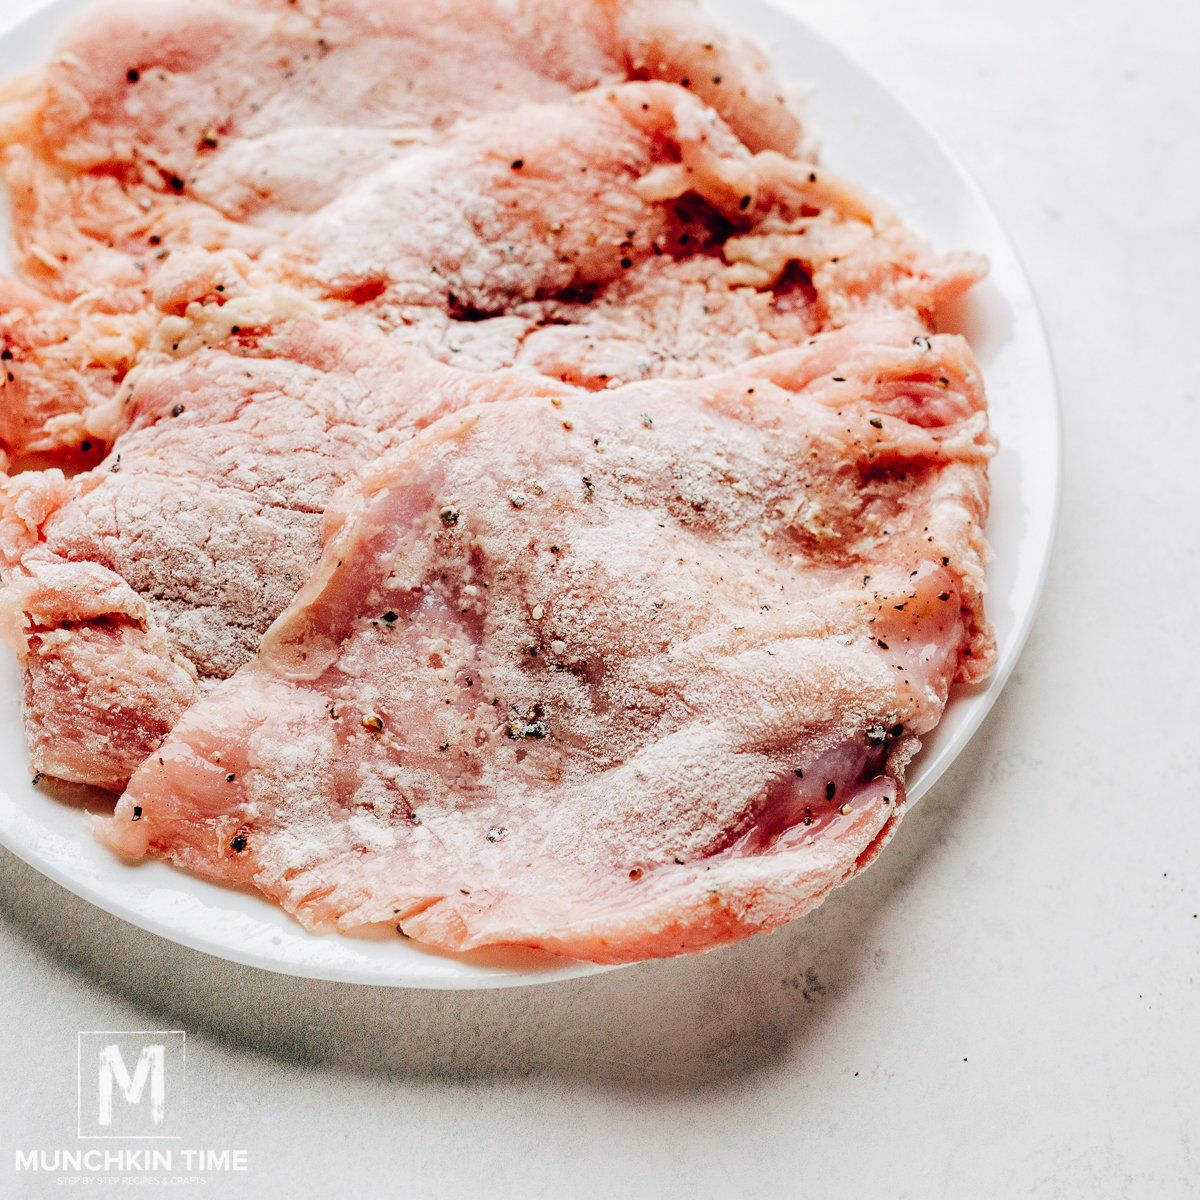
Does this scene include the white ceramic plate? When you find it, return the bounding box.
[0,0,1059,988]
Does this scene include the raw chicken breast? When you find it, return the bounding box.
[0,7,977,458]
[0,0,802,299]
[1,316,576,789]
[102,319,993,962]
[0,0,998,965]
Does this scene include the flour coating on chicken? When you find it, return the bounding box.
[0,0,994,963]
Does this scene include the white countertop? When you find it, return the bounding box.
[2,0,1197,1196]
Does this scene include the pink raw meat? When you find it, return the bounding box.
[0,0,998,964]
[103,318,993,962]
[0,10,977,458]
[1,317,576,790]
[0,0,802,303]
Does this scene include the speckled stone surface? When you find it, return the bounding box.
[2,0,1197,1196]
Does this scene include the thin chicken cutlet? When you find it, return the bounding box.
[0,0,994,964]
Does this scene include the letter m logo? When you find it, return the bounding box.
[98,1043,165,1127]
[78,1032,186,1138]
